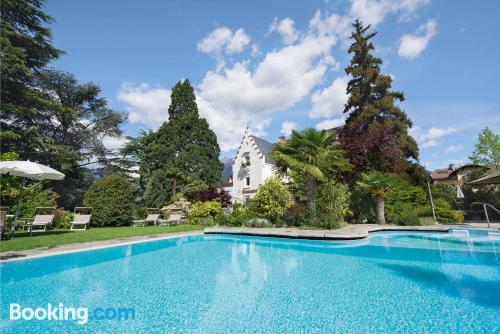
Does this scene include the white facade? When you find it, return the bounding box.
[230,128,279,203]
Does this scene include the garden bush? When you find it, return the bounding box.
[52,210,73,229]
[83,175,135,227]
[245,218,272,228]
[433,198,464,224]
[220,205,255,227]
[198,186,231,208]
[283,204,308,227]
[349,189,376,224]
[311,181,350,229]
[431,183,456,208]
[189,201,222,225]
[386,202,420,226]
[251,178,293,223]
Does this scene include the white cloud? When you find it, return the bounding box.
[269,17,300,44]
[398,19,437,60]
[309,0,431,40]
[410,126,459,148]
[310,76,349,119]
[280,121,297,136]
[197,27,250,55]
[197,34,336,151]
[315,117,346,130]
[102,136,129,151]
[117,83,170,128]
[350,0,431,26]
[445,144,464,153]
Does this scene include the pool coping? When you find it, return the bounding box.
[0,231,204,263]
[204,225,452,241]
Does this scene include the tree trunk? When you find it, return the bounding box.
[306,175,317,212]
[172,176,177,196]
[376,195,386,225]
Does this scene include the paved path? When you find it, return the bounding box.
[204,224,454,240]
[0,230,203,262]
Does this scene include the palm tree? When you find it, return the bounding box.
[356,171,400,224]
[272,128,351,207]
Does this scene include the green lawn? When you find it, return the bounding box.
[0,225,204,253]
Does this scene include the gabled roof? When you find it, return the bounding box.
[250,135,276,165]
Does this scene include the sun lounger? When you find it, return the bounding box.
[20,207,56,234]
[70,207,92,231]
[158,212,183,227]
[133,209,161,227]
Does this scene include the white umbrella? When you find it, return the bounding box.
[0,160,65,180]
[456,185,464,199]
[0,160,65,238]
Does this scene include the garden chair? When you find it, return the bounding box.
[133,208,160,227]
[158,211,183,227]
[19,207,56,235]
[70,207,92,231]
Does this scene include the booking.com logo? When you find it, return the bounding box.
[9,303,135,325]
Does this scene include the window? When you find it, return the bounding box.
[244,195,251,203]
[245,176,250,187]
[242,152,250,166]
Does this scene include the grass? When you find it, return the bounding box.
[0,225,204,253]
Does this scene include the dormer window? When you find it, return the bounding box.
[242,152,250,166]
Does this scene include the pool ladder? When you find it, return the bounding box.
[483,203,500,228]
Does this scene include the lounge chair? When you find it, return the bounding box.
[133,208,160,227]
[20,207,56,234]
[70,207,92,231]
[158,212,183,227]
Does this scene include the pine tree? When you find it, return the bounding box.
[140,80,223,206]
[341,20,418,174]
[1,0,63,153]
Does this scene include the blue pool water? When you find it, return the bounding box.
[1,231,499,333]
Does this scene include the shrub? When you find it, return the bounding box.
[252,178,293,223]
[245,218,272,228]
[433,198,464,224]
[83,175,135,227]
[419,217,435,225]
[53,211,73,229]
[190,201,222,225]
[15,182,59,220]
[284,204,308,227]
[431,183,456,208]
[386,202,420,226]
[198,186,231,208]
[311,181,350,229]
[349,189,376,224]
[220,205,255,227]
[183,180,208,202]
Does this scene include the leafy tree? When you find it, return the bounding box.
[312,180,350,229]
[1,0,63,152]
[341,20,418,174]
[272,128,351,208]
[1,2,124,209]
[31,70,124,208]
[469,127,500,171]
[140,80,223,206]
[356,171,400,224]
[83,175,135,227]
[251,178,293,223]
[198,186,231,208]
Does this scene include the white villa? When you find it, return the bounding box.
[222,128,286,203]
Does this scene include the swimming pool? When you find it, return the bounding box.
[1,230,499,333]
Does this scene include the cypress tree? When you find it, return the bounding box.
[341,20,418,174]
[140,80,223,206]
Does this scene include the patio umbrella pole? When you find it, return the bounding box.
[9,176,26,239]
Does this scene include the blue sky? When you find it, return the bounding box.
[45,0,500,169]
